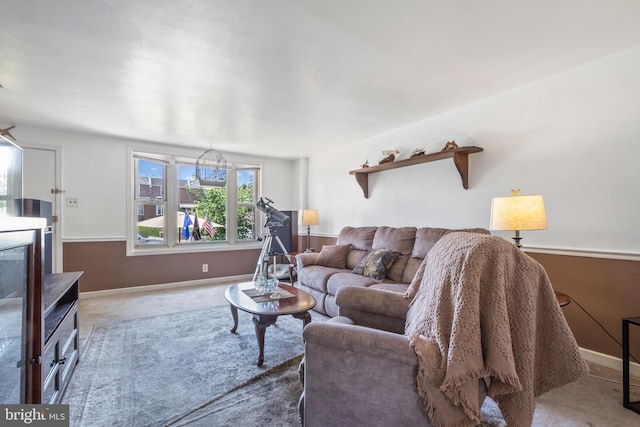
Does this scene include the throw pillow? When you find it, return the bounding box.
[352,248,400,280]
[314,244,351,269]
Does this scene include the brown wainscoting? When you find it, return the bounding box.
[63,241,260,292]
[296,235,337,253]
[527,252,640,361]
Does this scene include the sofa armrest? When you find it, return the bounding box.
[302,322,433,426]
[304,322,416,365]
[335,286,410,333]
[295,252,319,270]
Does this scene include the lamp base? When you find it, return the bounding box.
[512,230,522,248]
[305,225,313,252]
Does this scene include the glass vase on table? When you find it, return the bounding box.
[270,279,281,299]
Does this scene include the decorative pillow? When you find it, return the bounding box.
[314,244,351,269]
[352,248,401,280]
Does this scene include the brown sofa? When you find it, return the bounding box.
[294,225,489,317]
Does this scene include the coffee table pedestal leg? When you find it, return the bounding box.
[292,311,312,327]
[253,314,277,366]
[229,305,239,333]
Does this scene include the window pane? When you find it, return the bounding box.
[137,159,164,199]
[136,203,165,244]
[237,205,255,240]
[190,187,227,242]
[237,169,256,241]
[180,162,226,242]
[136,158,166,245]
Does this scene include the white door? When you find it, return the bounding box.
[23,146,62,272]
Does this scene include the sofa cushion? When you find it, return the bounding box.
[410,227,455,259]
[314,244,351,269]
[402,227,491,283]
[404,257,428,300]
[345,248,368,270]
[372,226,417,253]
[336,226,377,250]
[352,248,401,281]
[368,282,410,294]
[402,257,426,285]
[298,265,345,293]
[327,272,379,296]
[372,226,417,283]
[410,227,491,258]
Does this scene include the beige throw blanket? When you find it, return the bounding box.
[405,232,588,427]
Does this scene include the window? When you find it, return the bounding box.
[132,151,260,251]
[155,197,164,216]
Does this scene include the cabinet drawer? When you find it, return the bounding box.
[42,340,59,384]
[52,302,78,347]
[42,365,60,404]
[60,312,79,384]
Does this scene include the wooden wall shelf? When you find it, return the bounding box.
[348,146,483,198]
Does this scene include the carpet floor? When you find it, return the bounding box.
[61,304,640,426]
[61,306,306,426]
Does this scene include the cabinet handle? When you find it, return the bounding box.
[49,357,67,367]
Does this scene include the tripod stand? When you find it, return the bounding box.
[253,222,289,282]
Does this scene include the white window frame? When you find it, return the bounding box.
[127,146,262,256]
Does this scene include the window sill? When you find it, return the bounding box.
[127,240,262,257]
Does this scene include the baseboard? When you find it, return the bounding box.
[79,274,253,299]
[580,347,640,377]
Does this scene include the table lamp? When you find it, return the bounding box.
[489,189,547,248]
[490,190,569,307]
[301,209,319,252]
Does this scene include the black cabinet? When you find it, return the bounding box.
[623,317,640,415]
[42,272,81,404]
[272,210,298,254]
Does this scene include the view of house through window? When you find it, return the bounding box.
[134,153,259,248]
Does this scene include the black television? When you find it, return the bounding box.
[0,135,22,217]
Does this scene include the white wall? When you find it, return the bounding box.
[308,44,640,255]
[7,126,295,240]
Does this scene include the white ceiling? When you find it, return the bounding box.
[1,1,640,159]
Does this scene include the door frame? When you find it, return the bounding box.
[22,143,63,273]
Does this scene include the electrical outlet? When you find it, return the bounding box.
[202,264,208,273]
[66,197,79,207]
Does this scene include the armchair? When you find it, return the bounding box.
[300,287,487,426]
[300,232,588,427]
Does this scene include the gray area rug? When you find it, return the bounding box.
[61,305,640,426]
[62,306,306,426]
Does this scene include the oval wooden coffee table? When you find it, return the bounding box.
[224,281,316,366]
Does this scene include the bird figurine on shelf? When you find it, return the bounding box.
[410,148,426,158]
[379,149,400,165]
[360,160,369,168]
[441,140,458,151]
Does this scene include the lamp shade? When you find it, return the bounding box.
[490,195,547,231]
[301,209,319,226]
